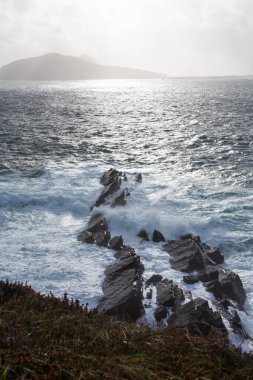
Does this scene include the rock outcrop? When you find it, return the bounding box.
[137,229,149,241]
[156,279,185,308]
[162,235,248,337]
[163,238,206,272]
[145,273,228,336]
[77,213,111,247]
[164,236,246,310]
[204,269,246,310]
[78,168,250,344]
[152,229,165,243]
[168,297,227,337]
[78,168,145,321]
[97,252,144,320]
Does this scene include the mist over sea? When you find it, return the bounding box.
[0,78,253,350]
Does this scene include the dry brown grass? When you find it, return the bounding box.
[0,280,252,379]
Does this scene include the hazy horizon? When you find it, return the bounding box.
[1,0,253,77]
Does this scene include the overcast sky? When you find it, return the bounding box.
[0,0,252,76]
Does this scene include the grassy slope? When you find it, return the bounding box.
[0,281,252,379]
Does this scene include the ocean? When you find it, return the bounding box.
[0,78,253,351]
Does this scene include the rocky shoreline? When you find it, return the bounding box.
[77,168,252,343]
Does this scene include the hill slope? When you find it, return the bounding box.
[0,53,165,80]
[1,280,253,379]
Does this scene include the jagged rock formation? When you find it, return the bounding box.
[146,274,163,287]
[137,229,149,241]
[163,236,246,310]
[77,213,110,247]
[97,249,144,320]
[78,168,145,321]
[168,298,227,337]
[78,168,250,342]
[156,279,185,308]
[152,229,165,243]
[161,235,249,338]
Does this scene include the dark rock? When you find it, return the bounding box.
[168,298,227,336]
[204,269,246,309]
[135,173,142,182]
[226,310,251,340]
[137,229,149,241]
[97,255,144,321]
[157,280,185,308]
[146,289,153,299]
[195,242,224,266]
[219,297,234,310]
[98,268,144,320]
[163,238,205,272]
[183,275,199,284]
[214,299,251,340]
[205,247,224,265]
[77,214,111,247]
[93,169,123,207]
[154,306,168,322]
[111,191,126,207]
[197,266,219,282]
[152,229,165,243]
[105,255,144,277]
[100,168,120,187]
[193,235,201,243]
[96,180,121,207]
[146,274,163,287]
[109,235,124,251]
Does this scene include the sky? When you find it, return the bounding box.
[0,0,252,76]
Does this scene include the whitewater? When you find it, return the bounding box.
[0,78,253,351]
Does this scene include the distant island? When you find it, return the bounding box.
[0,53,166,81]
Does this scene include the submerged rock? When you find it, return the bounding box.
[135,173,142,182]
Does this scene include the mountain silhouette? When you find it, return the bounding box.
[0,53,165,80]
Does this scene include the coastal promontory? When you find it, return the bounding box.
[0,53,165,81]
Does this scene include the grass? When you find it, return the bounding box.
[0,280,253,379]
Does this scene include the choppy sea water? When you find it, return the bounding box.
[0,79,253,351]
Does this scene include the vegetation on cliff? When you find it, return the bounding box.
[0,280,252,379]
